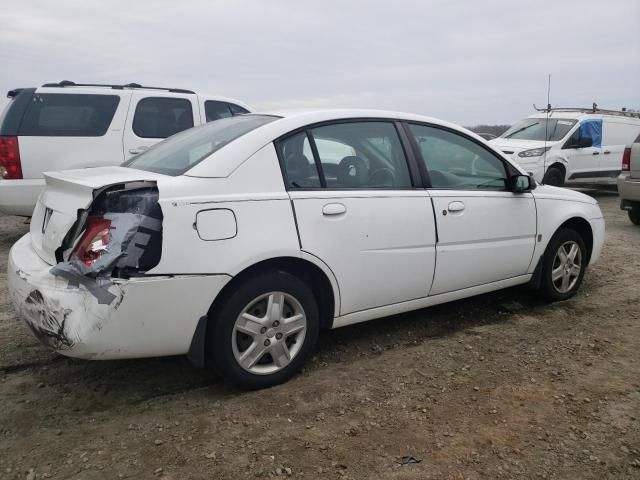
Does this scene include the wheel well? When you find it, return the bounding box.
[559,217,593,263]
[207,257,336,330]
[546,162,566,177]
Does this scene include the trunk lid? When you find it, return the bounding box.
[31,166,166,265]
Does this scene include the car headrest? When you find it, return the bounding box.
[285,154,312,185]
[338,156,368,187]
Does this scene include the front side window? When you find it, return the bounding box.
[125,114,277,176]
[409,124,507,190]
[18,94,120,136]
[133,97,194,139]
[279,121,412,189]
[205,101,249,122]
[501,118,577,142]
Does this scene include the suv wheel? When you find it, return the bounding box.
[540,228,587,301]
[629,206,640,226]
[207,270,319,390]
[543,167,564,187]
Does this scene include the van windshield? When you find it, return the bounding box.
[501,118,577,142]
[124,114,278,176]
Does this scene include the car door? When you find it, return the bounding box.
[123,92,199,160]
[600,120,640,182]
[277,120,437,316]
[405,123,537,296]
[564,119,602,184]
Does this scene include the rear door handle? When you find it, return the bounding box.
[129,146,149,155]
[603,150,611,155]
[447,201,465,213]
[322,203,346,216]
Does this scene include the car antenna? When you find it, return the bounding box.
[542,73,551,185]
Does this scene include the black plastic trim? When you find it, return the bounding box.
[41,81,195,95]
[0,88,36,136]
[569,170,621,180]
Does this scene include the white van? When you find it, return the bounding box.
[490,107,640,188]
[0,81,251,216]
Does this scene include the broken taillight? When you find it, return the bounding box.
[71,216,112,266]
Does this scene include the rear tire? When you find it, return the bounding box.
[207,270,319,390]
[540,227,588,301]
[629,207,640,226]
[543,167,565,187]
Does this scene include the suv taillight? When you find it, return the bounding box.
[0,136,22,179]
[622,147,631,172]
[71,216,112,266]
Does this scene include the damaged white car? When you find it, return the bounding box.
[8,110,605,389]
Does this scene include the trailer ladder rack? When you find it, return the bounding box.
[533,103,640,119]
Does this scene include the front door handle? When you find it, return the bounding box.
[592,151,600,156]
[447,201,465,213]
[129,146,149,155]
[322,203,346,216]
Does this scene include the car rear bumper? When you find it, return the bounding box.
[8,233,231,360]
[0,179,44,216]
[617,174,640,204]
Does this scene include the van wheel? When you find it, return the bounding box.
[207,270,319,390]
[629,207,640,226]
[543,167,564,187]
[540,228,587,301]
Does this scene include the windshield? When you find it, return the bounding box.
[124,114,279,176]
[501,118,577,142]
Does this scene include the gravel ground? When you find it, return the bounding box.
[0,191,639,480]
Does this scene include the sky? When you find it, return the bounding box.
[0,0,638,126]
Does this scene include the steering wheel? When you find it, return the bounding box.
[368,167,395,187]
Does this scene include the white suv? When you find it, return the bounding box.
[490,106,640,188]
[8,109,605,389]
[0,81,250,216]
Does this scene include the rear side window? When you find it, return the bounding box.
[18,94,120,137]
[125,114,278,176]
[278,121,412,189]
[133,97,194,139]
[205,100,249,122]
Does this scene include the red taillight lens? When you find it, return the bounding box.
[622,147,631,172]
[0,136,22,179]
[71,216,112,266]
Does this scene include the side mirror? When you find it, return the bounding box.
[508,174,536,193]
[576,136,593,148]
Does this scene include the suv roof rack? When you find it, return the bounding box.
[533,103,640,119]
[40,80,195,95]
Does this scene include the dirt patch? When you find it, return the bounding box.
[1,192,639,479]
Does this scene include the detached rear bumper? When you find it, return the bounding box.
[0,179,44,216]
[8,233,231,359]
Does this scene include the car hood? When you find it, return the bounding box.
[489,138,558,154]
[532,184,597,205]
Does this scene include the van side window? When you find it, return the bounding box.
[205,101,249,122]
[18,94,120,137]
[133,97,194,139]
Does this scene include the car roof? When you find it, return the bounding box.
[185,109,500,178]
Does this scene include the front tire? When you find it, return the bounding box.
[629,206,640,226]
[207,270,319,390]
[540,228,588,301]
[543,167,565,187]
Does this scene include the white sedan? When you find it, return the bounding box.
[8,110,605,389]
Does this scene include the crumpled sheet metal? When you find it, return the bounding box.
[50,213,161,305]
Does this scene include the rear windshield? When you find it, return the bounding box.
[501,118,577,142]
[18,93,120,136]
[124,114,278,176]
